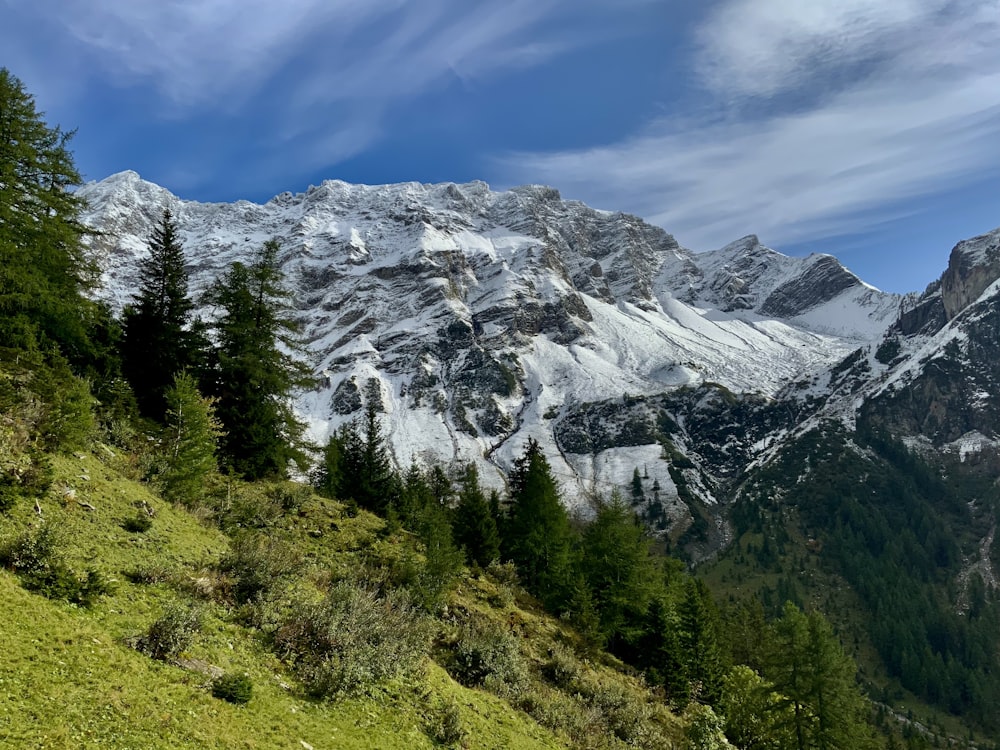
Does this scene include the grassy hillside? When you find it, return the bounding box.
[0,448,685,749]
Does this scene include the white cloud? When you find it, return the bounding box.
[497,0,1000,252]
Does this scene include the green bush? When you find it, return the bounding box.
[0,522,62,573]
[217,532,300,605]
[426,697,465,746]
[124,564,172,585]
[0,523,111,606]
[542,643,583,689]
[275,582,430,698]
[447,618,527,694]
[211,672,253,705]
[134,603,203,660]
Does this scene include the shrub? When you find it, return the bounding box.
[426,697,466,746]
[447,618,527,695]
[134,603,203,660]
[275,582,430,698]
[217,533,300,605]
[542,643,583,689]
[0,522,61,573]
[577,675,670,749]
[0,523,111,606]
[211,672,253,705]
[124,564,172,585]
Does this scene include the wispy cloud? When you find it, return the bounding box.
[9,0,642,184]
[498,0,1000,251]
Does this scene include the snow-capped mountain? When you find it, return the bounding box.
[79,171,905,508]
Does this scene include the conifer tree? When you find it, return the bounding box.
[334,400,398,514]
[121,209,204,420]
[677,578,726,706]
[205,239,311,480]
[159,371,222,506]
[581,491,659,649]
[0,68,94,361]
[453,463,500,567]
[504,438,576,610]
[766,602,877,750]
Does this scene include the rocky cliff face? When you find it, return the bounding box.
[79,172,931,520]
[941,228,1000,320]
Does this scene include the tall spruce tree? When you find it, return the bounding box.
[121,209,203,420]
[453,463,500,567]
[0,68,94,361]
[205,238,311,480]
[580,491,659,649]
[159,371,222,506]
[504,438,576,610]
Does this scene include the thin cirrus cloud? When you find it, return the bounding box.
[497,0,1000,253]
[17,0,644,183]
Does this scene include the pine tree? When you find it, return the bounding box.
[121,209,205,420]
[0,68,95,361]
[205,239,311,480]
[159,371,222,506]
[631,467,644,504]
[504,438,576,610]
[453,463,500,567]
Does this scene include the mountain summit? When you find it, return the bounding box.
[79,172,904,506]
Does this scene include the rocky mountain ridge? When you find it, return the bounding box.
[78,173,997,531]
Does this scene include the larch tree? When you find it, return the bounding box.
[580,490,660,650]
[503,438,576,610]
[766,602,877,750]
[159,371,222,506]
[453,463,500,568]
[0,68,94,362]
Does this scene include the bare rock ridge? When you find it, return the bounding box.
[78,172,997,526]
[941,227,1000,319]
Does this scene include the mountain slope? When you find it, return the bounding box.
[78,172,898,507]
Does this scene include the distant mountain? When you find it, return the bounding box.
[78,171,900,510]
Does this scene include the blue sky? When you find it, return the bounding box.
[4,0,1000,294]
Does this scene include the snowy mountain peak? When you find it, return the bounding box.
[79,172,901,504]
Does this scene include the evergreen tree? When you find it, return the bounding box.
[204,239,310,480]
[677,578,726,706]
[503,438,576,610]
[313,430,344,500]
[335,400,398,514]
[121,209,205,420]
[631,467,644,503]
[159,371,222,506]
[453,463,500,567]
[580,490,659,649]
[765,602,877,750]
[0,68,95,362]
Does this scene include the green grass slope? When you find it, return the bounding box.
[0,448,683,749]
